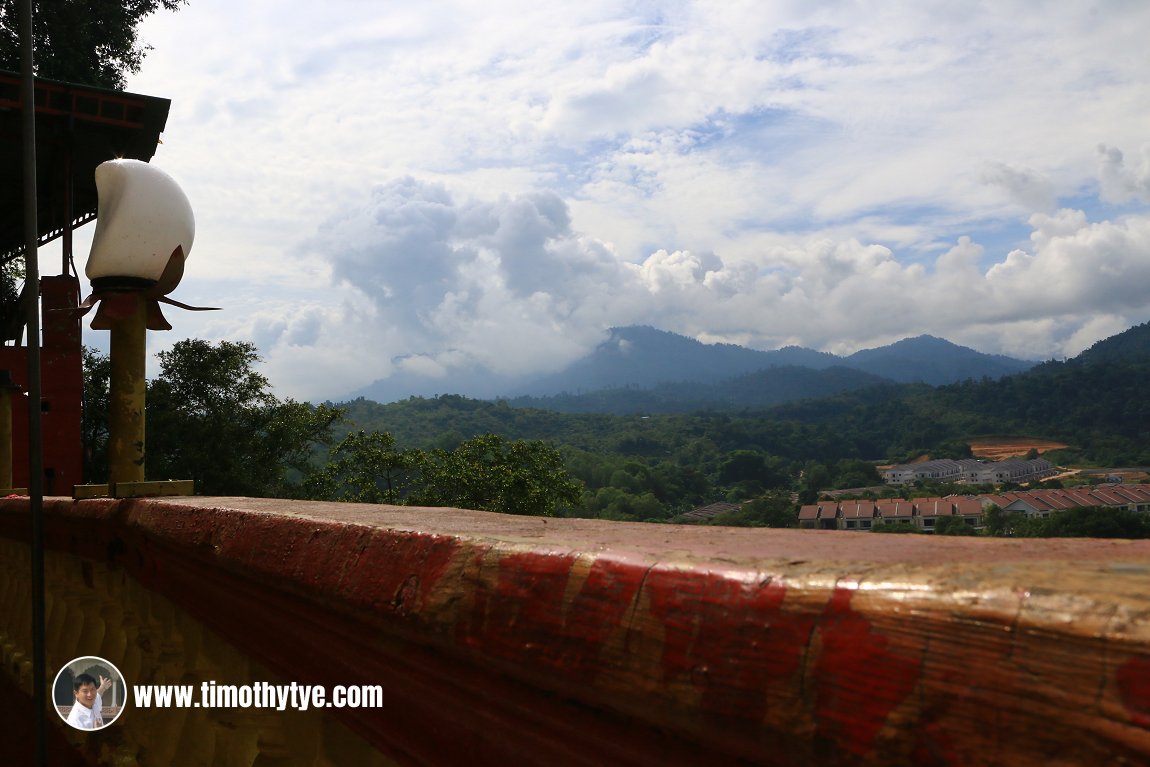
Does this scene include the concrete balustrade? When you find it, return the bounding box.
[2,495,1150,766]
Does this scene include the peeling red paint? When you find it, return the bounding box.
[645,569,810,721]
[338,532,461,615]
[1118,655,1150,728]
[813,587,922,758]
[910,720,959,767]
[459,550,577,666]
[557,558,647,679]
[5,497,1150,766]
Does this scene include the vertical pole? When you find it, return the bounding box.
[0,380,12,489]
[62,151,73,275]
[18,0,47,762]
[107,295,147,491]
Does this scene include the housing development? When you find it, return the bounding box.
[800,483,1150,531]
[882,458,1056,485]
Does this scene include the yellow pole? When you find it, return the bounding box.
[108,294,147,491]
[0,383,11,490]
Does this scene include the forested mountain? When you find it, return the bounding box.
[331,321,1150,523]
[508,365,891,414]
[338,327,1150,470]
[1070,321,1150,366]
[514,326,1034,396]
[512,326,804,395]
[843,335,1034,384]
[349,325,1036,405]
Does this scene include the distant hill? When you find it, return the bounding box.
[844,335,1035,385]
[346,325,1037,407]
[507,365,893,415]
[335,321,1150,470]
[516,326,1031,396]
[511,326,800,395]
[1071,321,1150,366]
[348,356,519,404]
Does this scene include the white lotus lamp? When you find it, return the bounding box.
[74,159,215,494]
[86,158,195,291]
[77,159,215,330]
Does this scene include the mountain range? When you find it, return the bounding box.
[349,325,1038,411]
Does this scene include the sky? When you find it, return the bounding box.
[60,0,1150,402]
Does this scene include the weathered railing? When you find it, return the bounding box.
[2,496,1150,765]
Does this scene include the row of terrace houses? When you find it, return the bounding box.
[882,458,1056,486]
[799,484,1150,532]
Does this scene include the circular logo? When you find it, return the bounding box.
[53,656,127,731]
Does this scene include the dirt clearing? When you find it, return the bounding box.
[968,437,1069,461]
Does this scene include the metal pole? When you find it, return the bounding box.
[108,294,147,489]
[18,0,47,763]
[0,381,12,489]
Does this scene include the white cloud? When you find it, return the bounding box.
[80,0,1150,400]
[271,177,1150,399]
[1098,144,1150,203]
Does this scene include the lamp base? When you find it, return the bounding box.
[73,480,195,499]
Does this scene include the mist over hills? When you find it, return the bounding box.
[349,325,1038,411]
[336,319,1150,469]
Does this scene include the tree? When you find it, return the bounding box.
[1024,507,1150,539]
[80,346,110,483]
[145,340,342,496]
[708,494,797,528]
[933,516,978,536]
[304,430,423,504]
[980,504,1016,536]
[1,0,187,90]
[0,257,22,340]
[416,434,583,517]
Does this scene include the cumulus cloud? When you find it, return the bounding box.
[107,2,1150,400]
[281,176,1150,400]
[980,161,1057,213]
[302,177,638,378]
[1098,144,1150,203]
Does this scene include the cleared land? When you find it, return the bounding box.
[968,436,1069,461]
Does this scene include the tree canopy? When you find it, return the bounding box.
[307,431,584,517]
[1,0,187,89]
[143,340,342,496]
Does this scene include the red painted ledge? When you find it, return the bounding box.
[3,496,1150,766]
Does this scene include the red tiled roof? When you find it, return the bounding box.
[1059,488,1100,507]
[881,500,915,519]
[807,484,1150,530]
[916,498,955,517]
[1110,486,1149,503]
[953,497,984,517]
[841,501,876,520]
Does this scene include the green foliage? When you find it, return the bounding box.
[0,0,187,89]
[932,440,974,460]
[706,494,798,528]
[307,431,583,517]
[1014,507,1150,539]
[831,458,881,489]
[303,430,421,504]
[76,327,1150,532]
[933,516,978,536]
[416,434,583,516]
[145,340,342,496]
[0,258,22,338]
[81,346,110,483]
[870,524,919,534]
[585,487,665,522]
